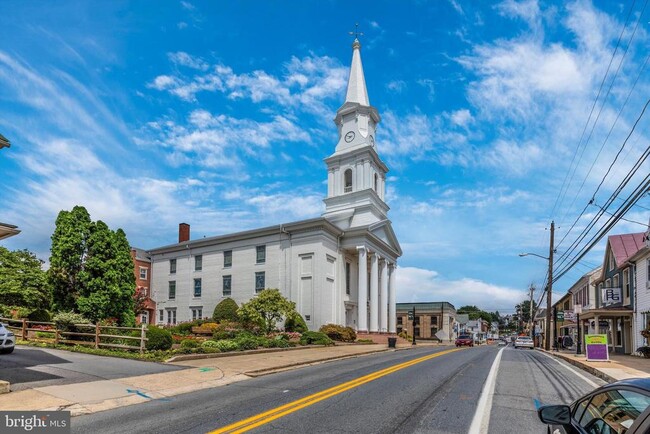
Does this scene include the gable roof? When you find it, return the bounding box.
[608,232,645,267]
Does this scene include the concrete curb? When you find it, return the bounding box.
[244,348,392,377]
[0,380,9,394]
[166,344,332,363]
[537,349,617,383]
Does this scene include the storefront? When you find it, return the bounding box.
[578,308,634,354]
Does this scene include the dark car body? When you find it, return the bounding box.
[455,335,473,347]
[538,378,650,434]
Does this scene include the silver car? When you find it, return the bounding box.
[0,323,15,354]
[514,336,534,349]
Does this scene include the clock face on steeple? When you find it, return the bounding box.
[344,131,355,143]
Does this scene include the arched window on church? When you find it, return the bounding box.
[374,173,378,192]
[344,169,353,193]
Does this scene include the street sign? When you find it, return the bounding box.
[556,311,564,321]
[408,310,414,320]
[435,329,446,341]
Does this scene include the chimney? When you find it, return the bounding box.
[179,223,190,243]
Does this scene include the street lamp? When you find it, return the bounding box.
[518,221,555,352]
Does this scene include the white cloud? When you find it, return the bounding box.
[143,109,310,170]
[450,109,472,128]
[148,53,347,116]
[168,52,209,71]
[396,266,524,311]
[246,193,323,219]
[386,80,406,93]
[416,79,435,101]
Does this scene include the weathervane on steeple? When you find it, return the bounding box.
[349,23,363,40]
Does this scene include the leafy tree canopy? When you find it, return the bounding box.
[0,247,50,311]
[238,289,296,334]
[48,206,135,326]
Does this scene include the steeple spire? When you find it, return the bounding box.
[345,36,370,106]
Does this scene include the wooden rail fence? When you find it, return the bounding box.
[0,317,148,354]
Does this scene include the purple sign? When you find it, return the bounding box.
[586,344,608,361]
[585,334,609,361]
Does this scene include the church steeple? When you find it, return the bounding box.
[345,39,370,106]
[333,36,380,154]
[323,35,389,230]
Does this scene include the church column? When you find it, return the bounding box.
[327,169,334,197]
[357,246,368,332]
[370,252,379,332]
[389,264,396,333]
[380,258,388,332]
[364,160,371,190]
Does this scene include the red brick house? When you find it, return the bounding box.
[131,247,156,324]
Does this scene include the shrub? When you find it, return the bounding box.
[398,331,409,340]
[28,309,51,323]
[181,339,200,349]
[52,311,91,332]
[319,324,356,342]
[170,321,198,335]
[300,331,334,346]
[201,340,220,349]
[213,298,239,322]
[284,311,308,333]
[146,326,173,351]
[214,339,239,352]
[212,321,241,340]
[235,334,261,351]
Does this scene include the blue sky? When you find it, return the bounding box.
[1,0,649,314]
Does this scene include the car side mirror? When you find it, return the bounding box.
[538,404,571,425]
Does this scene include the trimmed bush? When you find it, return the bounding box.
[213,298,239,322]
[201,340,220,349]
[319,324,356,342]
[300,331,334,346]
[146,326,173,351]
[235,334,261,351]
[28,309,52,323]
[214,339,239,352]
[180,339,200,349]
[284,312,308,333]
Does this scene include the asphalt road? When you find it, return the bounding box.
[70,344,605,434]
[0,346,184,391]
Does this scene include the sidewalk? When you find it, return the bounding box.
[540,347,650,383]
[0,343,413,416]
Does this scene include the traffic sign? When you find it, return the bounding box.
[556,311,564,321]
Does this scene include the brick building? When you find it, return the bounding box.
[131,247,155,324]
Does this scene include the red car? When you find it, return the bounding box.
[455,335,473,347]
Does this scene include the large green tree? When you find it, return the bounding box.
[238,289,297,334]
[458,305,493,323]
[0,247,50,311]
[48,206,135,326]
[49,206,91,311]
[77,222,135,325]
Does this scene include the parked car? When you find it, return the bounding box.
[455,335,474,347]
[497,339,507,346]
[538,378,650,433]
[0,323,15,354]
[514,336,534,349]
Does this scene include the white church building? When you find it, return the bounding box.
[149,38,402,333]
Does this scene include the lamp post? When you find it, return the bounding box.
[519,220,555,351]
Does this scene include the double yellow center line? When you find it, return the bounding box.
[210,347,464,433]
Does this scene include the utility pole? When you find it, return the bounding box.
[528,285,535,342]
[545,221,555,351]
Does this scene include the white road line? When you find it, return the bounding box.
[468,347,505,434]
[538,350,600,388]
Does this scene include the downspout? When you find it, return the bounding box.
[281,225,291,299]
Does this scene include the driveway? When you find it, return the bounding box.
[0,346,185,391]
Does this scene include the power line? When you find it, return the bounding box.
[550,0,640,222]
